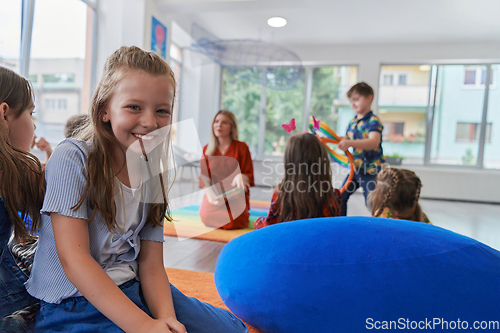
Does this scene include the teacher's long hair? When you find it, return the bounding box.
[205,110,239,155]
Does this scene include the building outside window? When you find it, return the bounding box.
[45,98,68,111]
[378,64,498,169]
[463,67,496,87]
[381,71,410,86]
[377,65,430,164]
[28,0,94,146]
[456,122,492,143]
[431,65,488,166]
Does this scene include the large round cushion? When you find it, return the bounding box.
[214,217,500,332]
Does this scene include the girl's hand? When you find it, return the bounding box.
[141,318,186,333]
[36,137,51,152]
[231,173,250,191]
[337,138,351,152]
[203,188,223,206]
[163,317,187,333]
[207,195,223,207]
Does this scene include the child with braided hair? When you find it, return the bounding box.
[369,168,431,224]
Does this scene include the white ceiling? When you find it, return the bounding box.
[156,0,500,46]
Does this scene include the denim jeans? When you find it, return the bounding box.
[36,279,248,333]
[0,199,38,332]
[340,172,378,216]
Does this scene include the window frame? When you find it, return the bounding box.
[18,0,97,90]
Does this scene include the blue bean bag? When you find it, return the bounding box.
[214,217,500,332]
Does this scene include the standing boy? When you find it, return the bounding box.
[337,82,384,216]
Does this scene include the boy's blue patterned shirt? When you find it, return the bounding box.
[346,111,385,174]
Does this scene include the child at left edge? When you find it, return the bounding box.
[337,82,385,216]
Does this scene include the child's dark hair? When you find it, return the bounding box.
[370,168,423,222]
[0,66,45,241]
[276,132,339,223]
[347,82,374,98]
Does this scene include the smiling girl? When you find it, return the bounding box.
[25,47,247,333]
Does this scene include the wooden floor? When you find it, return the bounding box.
[164,182,500,273]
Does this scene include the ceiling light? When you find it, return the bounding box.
[268,17,287,28]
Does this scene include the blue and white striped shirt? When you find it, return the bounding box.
[25,139,164,304]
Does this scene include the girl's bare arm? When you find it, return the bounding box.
[139,240,186,333]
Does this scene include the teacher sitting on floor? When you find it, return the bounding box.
[199,110,254,230]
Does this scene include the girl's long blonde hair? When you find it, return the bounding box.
[370,168,423,222]
[73,46,176,230]
[0,66,45,241]
[205,110,238,155]
[277,133,340,223]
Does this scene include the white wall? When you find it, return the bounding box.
[95,0,146,82]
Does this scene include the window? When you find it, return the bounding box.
[378,65,430,164]
[464,69,476,85]
[0,0,22,73]
[45,99,67,111]
[42,73,76,89]
[381,72,410,86]
[29,0,95,145]
[398,74,407,86]
[456,123,492,143]
[221,68,262,156]
[463,67,496,87]
[310,66,358,141]
[42,73,75,84]
[431,65,487,166]
[383,122,405,136]
[169,43,182,63]
[265,67,305,156]
[221,65,358,158]
[383,74,393,86]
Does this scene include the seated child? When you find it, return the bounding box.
[370,168,431,224]
[0,66,44,332]
[255,133,341,229]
